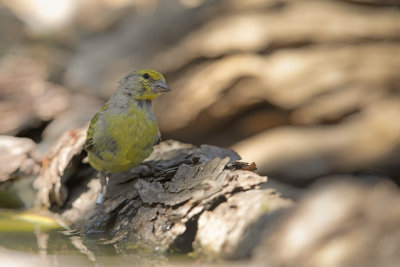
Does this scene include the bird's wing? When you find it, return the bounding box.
[84,115,99,152]
[90,135,117,162]
[84,103,108,152]
[84,103,119,163]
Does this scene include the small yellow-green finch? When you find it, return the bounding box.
[84,69,171,205]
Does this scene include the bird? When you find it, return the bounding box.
[84,69,171,205]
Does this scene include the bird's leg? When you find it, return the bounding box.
[96,172,108,205]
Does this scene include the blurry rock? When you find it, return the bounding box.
[61,0,400,169]
[0,135,40,182]
[344,0,400,6]
[157,54,269,133]
[0,55,71,136]
[0,6,26,52]
[76,0,160,33]
[2,0,80,33]
[193,188,292,258]
[39,94,103,153]
[254,179,400,267]
[260,44,400,111]
[2,0,163,34]
[156,43,400,134]
[261,178,304,201]
[64,0,221,98]
[233,98,400,181]
[155,0,400,72]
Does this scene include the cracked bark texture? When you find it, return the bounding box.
[34,127,291,256]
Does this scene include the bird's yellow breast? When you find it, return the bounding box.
[88,102,159,173]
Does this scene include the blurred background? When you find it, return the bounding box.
[1,0,399,187]
[1,0,400,265]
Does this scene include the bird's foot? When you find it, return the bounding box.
[96,193,104,205]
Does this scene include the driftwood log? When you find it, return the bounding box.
[33,127,292,257]
[4,130,400,266]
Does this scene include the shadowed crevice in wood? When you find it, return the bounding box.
[34,130,291,257]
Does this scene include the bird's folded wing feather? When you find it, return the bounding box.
[84,103,118,162]
[84,112,100,152]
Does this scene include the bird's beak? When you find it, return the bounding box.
[153,80,171,93]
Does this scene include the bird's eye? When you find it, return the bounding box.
[143,73,150,79]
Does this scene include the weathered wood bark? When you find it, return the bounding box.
[34,127,292,256]
[0,135,40,182]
